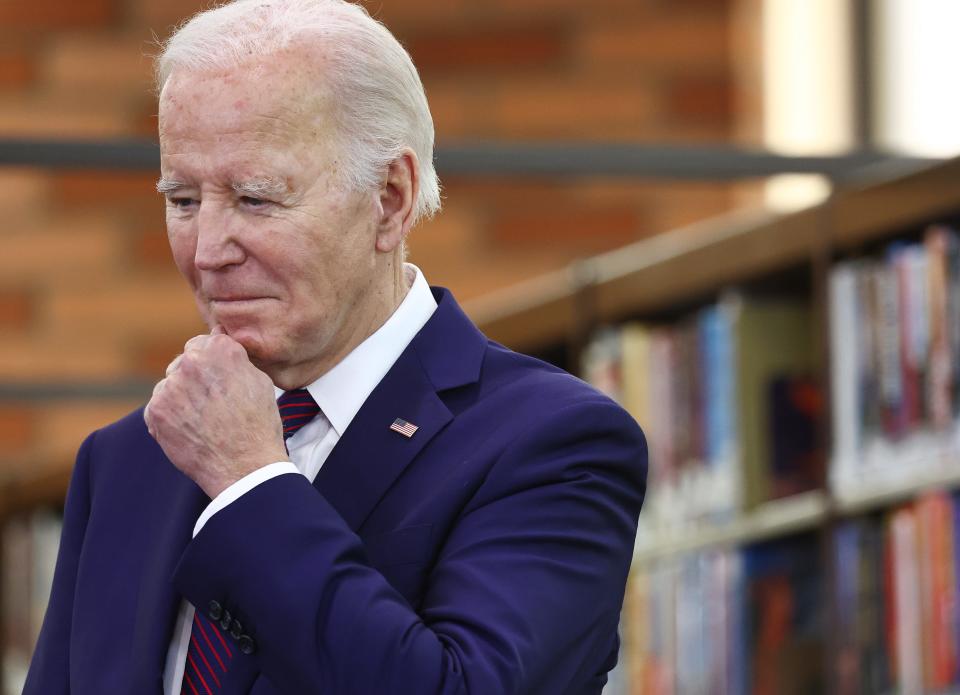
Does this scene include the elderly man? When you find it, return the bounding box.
[25,1,646,693]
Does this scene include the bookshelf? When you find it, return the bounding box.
[465,155,960,695]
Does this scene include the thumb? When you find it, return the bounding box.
[211,324,226,336]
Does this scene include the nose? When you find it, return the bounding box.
[194,202,245,271]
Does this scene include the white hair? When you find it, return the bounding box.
[156,0,441,225]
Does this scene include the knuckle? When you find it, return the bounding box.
[177,352,199,372]
[184,334,206,349]
[165,354,183,377]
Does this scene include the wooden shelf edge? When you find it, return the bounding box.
[833,465,960,516]
[461,266,577,350]
[632,461,960,565]
[632,490,828,564]
[831,157,960,248]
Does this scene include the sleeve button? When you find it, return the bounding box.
[207,600,223,622]
[219,610,232,631]
[238,635,256,655]
[230,619,243,640]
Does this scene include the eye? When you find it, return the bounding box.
[168,196,197,209]
[240,196,269,208]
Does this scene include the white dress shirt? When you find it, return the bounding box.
[162,265,438,695]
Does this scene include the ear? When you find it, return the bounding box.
[375,149,419,254]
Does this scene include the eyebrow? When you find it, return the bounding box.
[232,177,290,199]
[156,177,189,195]
[155,176,291,199]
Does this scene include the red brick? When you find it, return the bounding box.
[137,0,472,38]
[637,120,736,143]
[0,408,34,451]
[0,215,122,283]
[409,25,566,73]
[42,279,204,339]
[133,226,173,267]
[0,93,134,137]
[131,101,161,139]
[576,17,729,71]
[407,201,484,273]
[131,338,183,378]
[438,245,587,303]
[730,0,764,143]
[52,171,161,210]
[490,77,657,139]
[479,0,632,18]
[360,0,475,32]
[0,290,34,331]
[0,48,35,88]
[42,36,154,95]
[0,334,129,380]
[0,170,49,216]
[421,81,482,139]
[39,401,144,462]
[641,182,737,232]
[439,179,565,209]
[665,75,735,126]
[651,0,732,11]
[0,0,116,30]
[490,205,643,252]
[130,0,208,30]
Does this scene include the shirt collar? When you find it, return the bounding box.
[273,263,437,436]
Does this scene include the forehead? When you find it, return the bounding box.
[158,55,334,163]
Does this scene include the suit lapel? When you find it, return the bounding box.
[313,287,485,533]
[314,346,451,532]
[130,465,209,693]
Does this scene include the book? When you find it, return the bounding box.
[743,533,825,695]
[584,292,818,531]
[829,225,960,499]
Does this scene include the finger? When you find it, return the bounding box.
[184,334,209,352]
[165,354,183,377]
[211,324,226,335]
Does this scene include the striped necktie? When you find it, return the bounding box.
[277,388,321,440]
[180,389,320,693]
[180,609,238,695]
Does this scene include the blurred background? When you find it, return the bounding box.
[2,0,960,693]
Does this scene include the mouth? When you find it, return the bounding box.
[209,296,273,303]
[208,297,275,310]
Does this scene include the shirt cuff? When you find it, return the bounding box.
[192,462,300,537]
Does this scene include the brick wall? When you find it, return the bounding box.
[0,0,748,500]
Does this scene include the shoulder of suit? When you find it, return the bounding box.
[478,340,623,414]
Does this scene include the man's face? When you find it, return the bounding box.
[158,56,382,381]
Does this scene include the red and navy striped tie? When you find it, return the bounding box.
[180,609,235,695]
[180,389,320,693]
[277,388,321,440]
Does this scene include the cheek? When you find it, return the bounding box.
[166,224,198,280]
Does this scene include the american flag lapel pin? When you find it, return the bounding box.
[389,418,419,438]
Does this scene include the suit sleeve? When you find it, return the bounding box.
[172,398,647,694]
[23,431,96,695]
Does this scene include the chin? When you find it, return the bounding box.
[219,324,272,362]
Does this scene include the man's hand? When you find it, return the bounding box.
[144,327,288,498]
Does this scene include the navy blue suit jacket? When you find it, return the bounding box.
[25,288,647,694]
